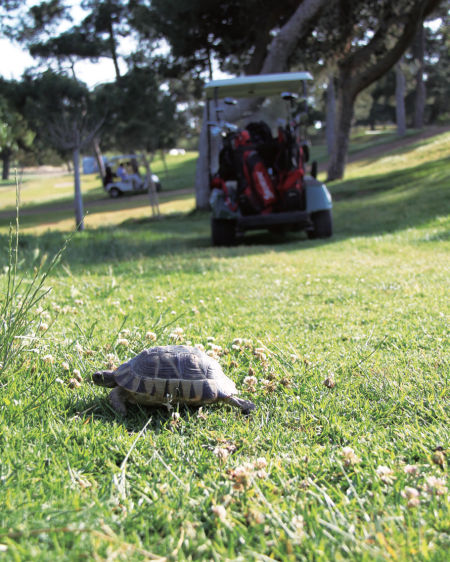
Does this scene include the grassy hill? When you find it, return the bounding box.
[0,129,448,560]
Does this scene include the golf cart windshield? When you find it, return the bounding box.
[204,72,313,100]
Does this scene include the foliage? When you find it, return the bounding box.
[0,78,35,179]
[133,0,301,75]
[94,66,186,154]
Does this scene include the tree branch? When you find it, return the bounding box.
[261,0,332,74]
[342,0,442,96]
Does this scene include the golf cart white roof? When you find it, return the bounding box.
[205,72,313,99]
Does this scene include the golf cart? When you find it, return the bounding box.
[205,72,332,245]
[103,154,162,198]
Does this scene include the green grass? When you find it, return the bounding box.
[0,130,449,560]
[0,151,198,217]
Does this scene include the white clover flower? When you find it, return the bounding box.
[145,331,157,341]
[341,446,361,466]
[197,407,208,420]
[43,354,54,364]
[117,338,129,347]
[291,515,305,543]
[75,342,84,354]
[376,465,396,485]
[425,476,447,496]
[72,369,82,382]
[211,505,227,522]
[243,376,258,392]
[401,487,420,507]
[39,323,49,332]
[213,447,230,462]
[254,457,268,470]
[105,354,118,370]
[230,465,252,488]
[403,464,419,476]
[194,343,205,351]
[208,343,222,354]
[61,361,70,371]
[68,378,81,389]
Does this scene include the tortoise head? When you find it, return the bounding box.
[92,370,117,388]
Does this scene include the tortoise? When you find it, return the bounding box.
[92,345,256,415]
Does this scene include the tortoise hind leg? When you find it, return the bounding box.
[108,386,128,416]
[225,396,256,415]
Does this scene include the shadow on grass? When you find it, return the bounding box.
[70,396,226,434]
[1,157,448,272]
[329,156,449,235]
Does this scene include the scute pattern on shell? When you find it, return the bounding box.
[114,345,237,405]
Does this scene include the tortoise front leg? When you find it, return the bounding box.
[108,387,128,416]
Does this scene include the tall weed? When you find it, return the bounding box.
[0,177,69,376]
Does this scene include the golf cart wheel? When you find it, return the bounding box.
[109,187,121,199]
[211,218,237,246]
[307,210,333,239]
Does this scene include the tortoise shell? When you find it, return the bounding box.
[114,345,236,405]
[93,345,255,414]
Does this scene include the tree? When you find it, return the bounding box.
[150,0,329,208]
[395,60,407,136]
[325,0,441,180]
[94,65,186,214]
[412,23,426,129]
[424,16,450,124]
[0,79,35,180]
[22,71,102,230]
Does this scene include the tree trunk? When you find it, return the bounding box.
[195,104,212,210]
[92,136,106,179]
[413,23,426,128]
[141,152,160,217]
[73,147,84,231]
[1,149,11,181]
[327,70,355,181]
[326,75,336,156]
[107,18,121,80]
[160,149,169,180]
[395,59,407,136]
[260,0,329,74]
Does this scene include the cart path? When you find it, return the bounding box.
[318,125,448,173]
[0,187,195,219]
